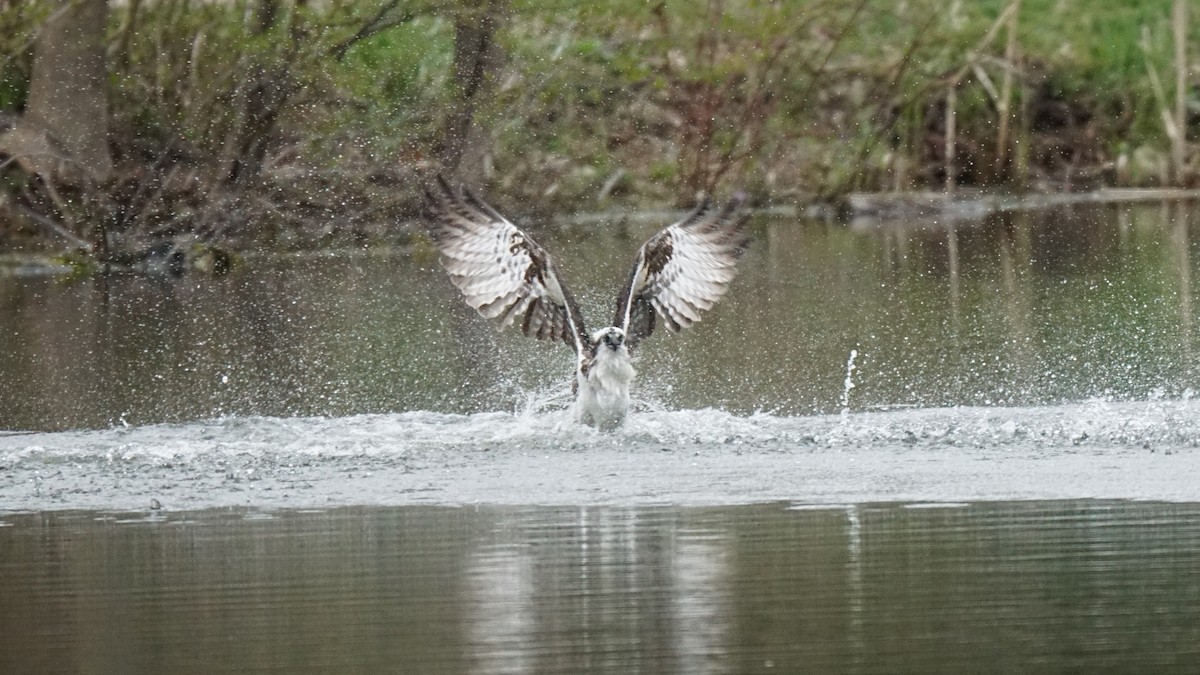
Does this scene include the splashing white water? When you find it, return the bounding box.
[3,399,1200,512]
[840,348,859,420]
[3,398,1196,462]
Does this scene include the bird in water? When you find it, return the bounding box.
[422,175,750,430]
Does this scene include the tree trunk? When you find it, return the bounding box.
[0,0,112,183]
[224,0,294,187]
[1171,0,1187,185]
[435,0,505,185]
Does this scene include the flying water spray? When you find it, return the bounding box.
[840,348,859,422]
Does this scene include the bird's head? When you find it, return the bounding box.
[592,327,626,352]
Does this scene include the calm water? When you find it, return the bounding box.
[4,202,1200,670]
[1,502,1199,674]
[3,202,1199,430]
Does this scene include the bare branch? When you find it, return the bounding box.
[328,1,415,62]
[13,204,92,250]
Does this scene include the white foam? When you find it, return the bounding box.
[3,398,1198,464]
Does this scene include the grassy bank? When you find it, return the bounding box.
[0,0,1196,259]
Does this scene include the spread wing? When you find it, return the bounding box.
[614,195,750,351]
[423,175,590,355]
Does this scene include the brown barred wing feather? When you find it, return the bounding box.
[614,195,750,351]
[423,175,591,355]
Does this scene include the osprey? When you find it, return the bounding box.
[423,176,750,430]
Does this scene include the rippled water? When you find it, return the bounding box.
[3,202,1200,669]
[2,502,1199,674]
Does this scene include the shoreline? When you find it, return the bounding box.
[5,187,1200,277]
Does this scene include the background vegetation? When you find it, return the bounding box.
[0,0,1197,262]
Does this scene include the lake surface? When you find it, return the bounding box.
[3,201,1200,670]
[4,201,1200,430]
[2,502,1199,674]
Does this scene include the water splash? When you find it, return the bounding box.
[515,381,574,417]
[840,348,859,420]
[4,399,1200,511]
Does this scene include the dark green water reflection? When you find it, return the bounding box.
[1,501,1198,673]
[2,202,1200,430]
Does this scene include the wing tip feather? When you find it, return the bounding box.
[619,188,751,345]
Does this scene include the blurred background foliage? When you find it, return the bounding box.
[0,0,1197,255]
